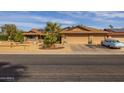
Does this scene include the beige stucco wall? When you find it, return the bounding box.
[110,36,124,42]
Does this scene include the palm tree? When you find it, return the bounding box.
[43,22,62,48]
[109,24,114,29]
[45,22,61,33]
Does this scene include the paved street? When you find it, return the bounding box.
[0,54,124,81]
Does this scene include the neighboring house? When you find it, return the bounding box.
[61,25,108,45]
[23,28,44,41]
[104,28,124,42]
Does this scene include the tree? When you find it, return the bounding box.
[45,22,61,33]
[1,24,17,40]
[109,24,114,29]
[43,22,62,48]
[14,30,24,43]
[1,24,24,43]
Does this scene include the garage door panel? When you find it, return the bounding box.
[66,35,88,44]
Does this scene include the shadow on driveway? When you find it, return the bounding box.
[85,44,111,49]
[0,62,27,82]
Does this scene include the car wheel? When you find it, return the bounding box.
[108,45,111,48]
[101,42,104,46]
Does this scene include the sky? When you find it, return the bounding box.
[0,11,124,31]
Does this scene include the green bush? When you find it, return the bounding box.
[43,22,61,48]
[43,34,57,48]
[14,31,24,43]
[0,35,8,41]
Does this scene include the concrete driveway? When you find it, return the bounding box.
[70,44,124,53]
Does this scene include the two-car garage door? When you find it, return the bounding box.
[65,35,88,44]
[65,34,105,44]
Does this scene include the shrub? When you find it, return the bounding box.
[14,31,24,43]
[43,22,61,48]
[43,34,57,48]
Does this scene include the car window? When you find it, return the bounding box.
[110,41,114,43]
[112,40,119,43]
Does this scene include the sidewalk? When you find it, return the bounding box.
[0,49,124,55]
[0,44,124,55]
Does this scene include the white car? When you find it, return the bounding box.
[101,39,124,49]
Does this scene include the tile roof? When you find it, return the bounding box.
[104,28,124,32]
[23,28,44,35]
[61,25,108,34]
[104,28,124,36]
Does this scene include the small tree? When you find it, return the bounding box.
[1,24,24,43]
[43,33,58,48]
[1,24,17,40]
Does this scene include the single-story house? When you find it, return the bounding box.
[23,28,44,41]
[23,26,108,45]
[104,28,124,42]
[61,25,108,45]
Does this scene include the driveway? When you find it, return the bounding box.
[70,44,124,53]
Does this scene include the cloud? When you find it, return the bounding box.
[32,16,76,25]
[89,11,124,18]
[58,11,124,19]
[0,16,76,30]
[0,11,76,25]
[57,11,89,18]
[0,21,45,31]
[57,11,124,23]
[91,17,115,23]
[0,11,77,30]
[90,12,124,23]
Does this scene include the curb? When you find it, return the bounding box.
[0,52,124,55]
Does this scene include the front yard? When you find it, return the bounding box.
[0,41,124,54]
[0,41,71,54]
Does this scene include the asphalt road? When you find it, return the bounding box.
[0,54,124,82]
